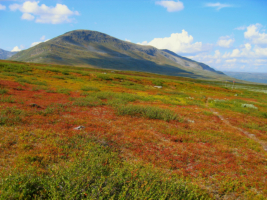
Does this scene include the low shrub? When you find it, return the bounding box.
[0,107,25,125]
[116,104,179,122]
[0,95,15,103]
[57,88,71,95]
[81,86,100,92]
[0,88,8,95]
[0,143,209,199]
[73,96,103,107]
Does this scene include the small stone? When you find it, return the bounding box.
[154,86,162,89]
[187,120,195,123]
[29,103,42,108]
[234,94,238,96]
[74,126,85,130]
[241,104,258,110]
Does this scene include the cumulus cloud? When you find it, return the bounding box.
[9,1,79,24]
[21,13,34,20]
[0,4,6,10]
[235,26,246,30]
[138,30,212,54]
[217,36,235,48]
[244,23,267,46]
[137,41,148,45]
[31,35,49,47]
[156,0,184,12]
[11,46,21,52]
[40,35,45,41]
[205,2,233,10]
[31,41,42,47]
[225,58,237,63]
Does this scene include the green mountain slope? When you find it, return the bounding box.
[9,30,227,80]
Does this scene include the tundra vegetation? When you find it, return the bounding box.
[0,60,267,199]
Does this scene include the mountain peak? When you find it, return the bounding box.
[9,30,226,80]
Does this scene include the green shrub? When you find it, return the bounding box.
[152,78,165,86]
[81,86,100,92]
[0,88,8,95]
[57,88,71,95]
[116,104,179,122]
[97,74,112,80]
[0,107,25,125]
[0,143,209,199]
[15,78,32,84]
[62,71,70,75]
[73,96,103,107]
[0,95,15,103]
[52,76,65,80]
[0,63,32,74]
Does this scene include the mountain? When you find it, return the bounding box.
[224,71,267,84]
[0,49,17,60]
[9,30,226,80]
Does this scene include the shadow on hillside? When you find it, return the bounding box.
[75,56,207,79]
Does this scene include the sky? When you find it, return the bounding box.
[0,0,267,72]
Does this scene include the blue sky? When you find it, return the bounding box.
[0,0,267,72]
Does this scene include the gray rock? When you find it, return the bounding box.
[74,126,85,130]
[241,104,258,109]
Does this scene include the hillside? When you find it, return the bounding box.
[9,30,228,80]
[0,60,267,199]
[0,48,17,60]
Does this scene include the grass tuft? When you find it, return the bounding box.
[116,104,179,122]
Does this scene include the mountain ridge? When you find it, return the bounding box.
[9,30,226,80]
[0,49,17,60]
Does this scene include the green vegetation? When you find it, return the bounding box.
[73,96,103,107]
[0,141,208,199]
[0,88,8,95]
[116,104,180,122]
[81,86,100,92]
[0,60,267,199]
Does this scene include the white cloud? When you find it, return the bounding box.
[138,30,212,54]
[40,35,45,41]
[217,36,235,48]
[205,2,233,10]
[137,41,148,45]
[230,49,240,57]
[225,58,237,63]
[9,4,20,11]
[31,41,42,47]
[235,26,246,30]
[30,36,49,47]
[125,39,131,42]
[156,0,184,12]
[21,13,34,20]
[11,46,21,52]
[9,1,79,24]
[0,4,6,10]
[244,23,267,46]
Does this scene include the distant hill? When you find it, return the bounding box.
[0,49,17,60]
[224,71,267,84]
[9,30,227,80]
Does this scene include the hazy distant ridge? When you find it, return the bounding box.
[224,71,267,84]
[0,49,17,60]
